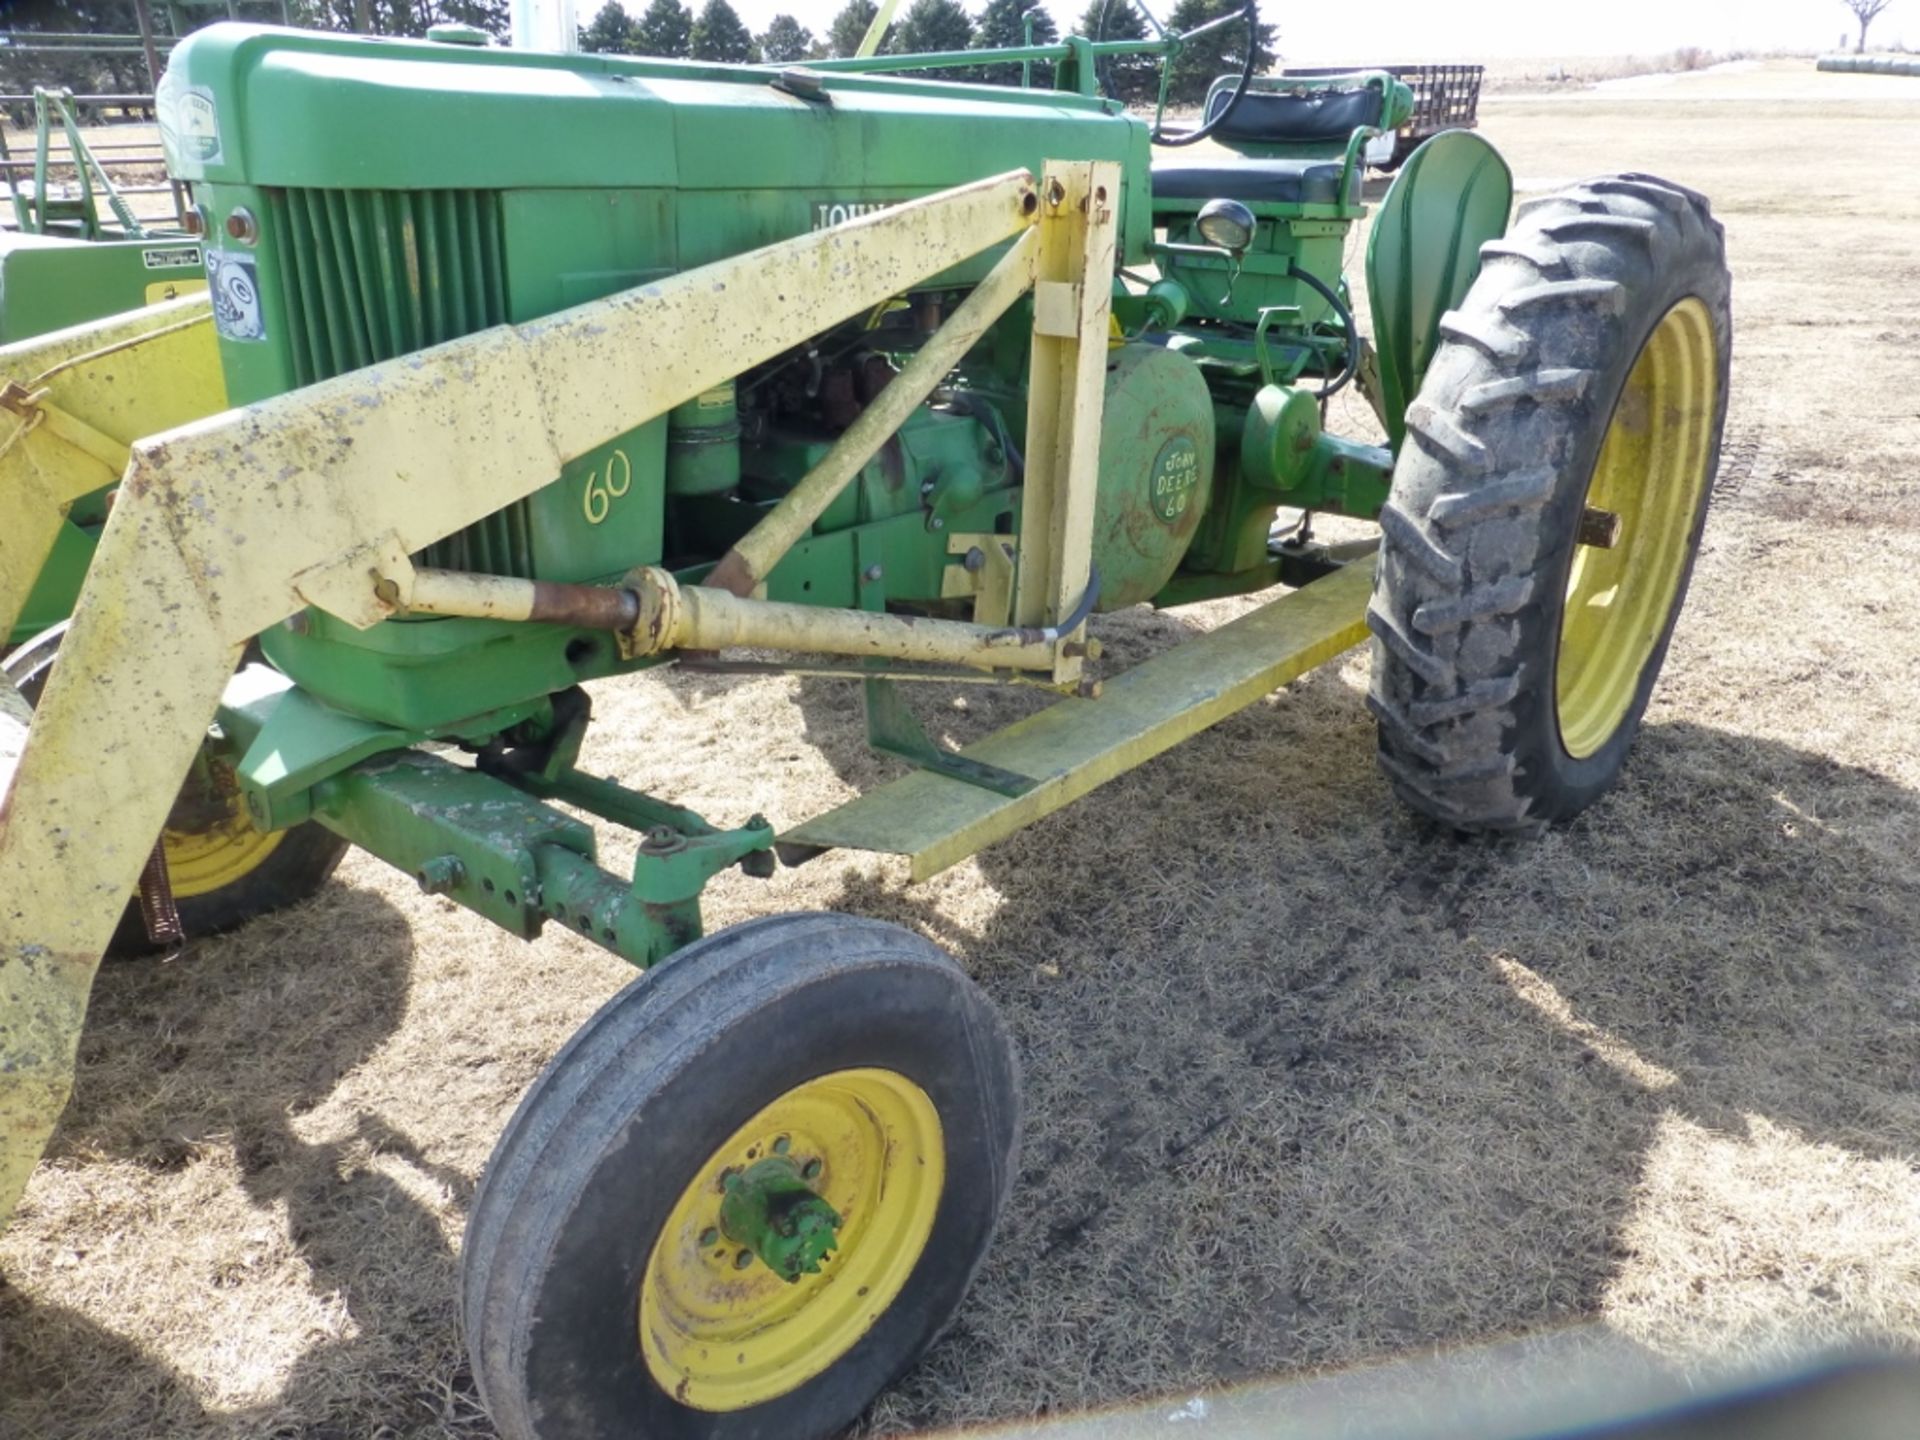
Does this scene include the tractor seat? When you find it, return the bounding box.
[1206,83,1385,146]
[1150,157,1355,208]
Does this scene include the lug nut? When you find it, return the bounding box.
[1578,505,1623,549]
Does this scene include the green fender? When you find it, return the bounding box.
[1366,130,1514,452]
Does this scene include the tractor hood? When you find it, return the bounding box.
[157,24,1150,247]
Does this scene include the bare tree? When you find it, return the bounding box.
[1844,0,1894,52]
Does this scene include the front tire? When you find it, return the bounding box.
[463,913,1020,1440]
[1369,173,1730,832]
[4,624,347,953]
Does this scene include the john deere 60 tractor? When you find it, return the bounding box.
[0,11,1729,1437]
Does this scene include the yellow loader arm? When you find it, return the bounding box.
[0,295,227,640]
[0,170,1056,1232]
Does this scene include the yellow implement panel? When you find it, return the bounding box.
[0,295,224,638]
[783,558,1375,881]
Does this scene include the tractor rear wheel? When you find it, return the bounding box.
[462,913,1020,1440]
[1368,173,1730,831]
[4,623,348,953]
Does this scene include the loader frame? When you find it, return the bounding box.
[0,160,1194,1227]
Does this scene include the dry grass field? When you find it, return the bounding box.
[4,56,1920,1440]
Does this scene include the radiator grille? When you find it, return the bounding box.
[268,187,532,576]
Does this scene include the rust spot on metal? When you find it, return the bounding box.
[527,580,642,631]
[1578,505,1624,550]
[135,838,183,948]
[705,549,757,600]
[0,379,44,419]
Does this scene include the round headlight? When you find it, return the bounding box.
[1195,198,1257,254]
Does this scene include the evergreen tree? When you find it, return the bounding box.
[972,0,1056,85]
[1163,0,1276,107]
[580,0,636,52]
[893,0,973,57]
[293,0,510,38]
[690,0,754,59]
[1076,0,1156,103]
[632,0,694,56]
[758,12,815,62]
[826,0,883,56]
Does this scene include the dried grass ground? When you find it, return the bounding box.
[4,57,1920,1440]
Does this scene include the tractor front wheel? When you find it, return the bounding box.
[1369,173,1730,831]
[4,623,348,954]
[462,913,1020,1440]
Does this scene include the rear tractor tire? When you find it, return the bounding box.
[463,913,1020,1440]
[4,623,348,954]
[1369,173,1730,832]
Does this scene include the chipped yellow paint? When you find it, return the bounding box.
[1010,161,1120,689]
[0,170,1042,1231]
[633,567,1063,671]
[940,532,1017,627]
[0,295,225,638]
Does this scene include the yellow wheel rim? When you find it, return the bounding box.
[639,1067,944,1412]
[161,762,285,898]
[1555,297,1717,760]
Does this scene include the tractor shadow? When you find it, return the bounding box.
[0,876,467,1439]
[772,660,1920,1432]
[776,599,1220,797]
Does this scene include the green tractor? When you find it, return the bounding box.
[0,12,1729,1438]
[0,86,208,343]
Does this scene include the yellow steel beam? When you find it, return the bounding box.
[633,567,1064,671]
[1011,161,1121,688]
[0,169,1041,1230]
[782,558,1376,881]
[855,0,902,56]
[706,226,1041,597]
[361,560,1068,673]
[0,295,224,638]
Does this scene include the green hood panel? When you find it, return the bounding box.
[160,25,1148,208]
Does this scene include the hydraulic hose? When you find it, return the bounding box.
[994,565,1103,645]
[1286,260,1358,399]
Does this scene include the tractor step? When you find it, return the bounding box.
[780,557,1374,880]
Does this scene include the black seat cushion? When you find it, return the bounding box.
[1151,157,1352,207]
[1205,85,1384,145]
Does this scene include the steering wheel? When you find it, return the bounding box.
[1094,0,1262,148]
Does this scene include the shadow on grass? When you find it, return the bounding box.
[0,876,477,1439]
[773,660,1919,1432]
[3,651,1914,1439]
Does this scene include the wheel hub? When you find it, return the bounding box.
[719,1156,842,1282]
[639,1067,946,1412]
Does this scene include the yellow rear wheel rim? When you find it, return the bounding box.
[639,1067,944,1413]
[162,791,285,898]
[1555,297,1717,760]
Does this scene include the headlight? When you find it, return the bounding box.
[1195,198,1256,254]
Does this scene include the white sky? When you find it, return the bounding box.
[722,0,1909,60]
